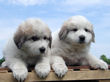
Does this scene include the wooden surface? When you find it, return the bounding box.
[0,66,110,82]
[99,80,110,82]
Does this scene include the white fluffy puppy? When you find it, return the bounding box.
[3,18,52,81]
[51,16,108,77]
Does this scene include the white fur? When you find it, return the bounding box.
[3,18,51,81]
[51,16,108,77]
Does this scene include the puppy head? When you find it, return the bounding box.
[59,16,95,45]
[14,18,52,56]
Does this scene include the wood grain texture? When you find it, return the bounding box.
[0,66,110,82]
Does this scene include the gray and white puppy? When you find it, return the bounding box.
[3,18,52,81]
[51,16,108,77]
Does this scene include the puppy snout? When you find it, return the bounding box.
[39,47,45,53]
[79,35,85,43]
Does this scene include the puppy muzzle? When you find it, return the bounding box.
[39,47,46,53]
[79,35,85,44]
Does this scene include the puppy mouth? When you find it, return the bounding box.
[78,40,85,44]
[79,41,85,44]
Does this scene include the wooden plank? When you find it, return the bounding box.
[68,66,91,69]
[0,66,110,82]
[80,69,90,71]
[0,73,17,82]
[24,70,110,82]
[99,80,110,82]
[68,65,110,70]
[0,65,110,71]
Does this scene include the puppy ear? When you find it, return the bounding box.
[14,27,26,49]
[49,36,52,48]
[91,25,95,43]
[91,30,95,43]
[59,25,68,40]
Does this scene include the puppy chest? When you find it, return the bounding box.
[23,56,41,65]
[62,55,78,65]
[62,53,87,65]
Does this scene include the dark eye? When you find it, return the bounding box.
[31,36,39,41]
[44,36,47,40]
[72,28,78,32]
[44,36,49,40]
[85,28,89,32]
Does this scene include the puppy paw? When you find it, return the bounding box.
[90,60,108,70]
[35,64,50,78]
[13,68,28,82]
[52,63,68,78]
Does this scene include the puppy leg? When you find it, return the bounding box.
[8,58,28,82]
[51,56,68,77]
[35,57,50,78]
[86,54,108,70]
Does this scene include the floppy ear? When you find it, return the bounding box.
[14,27,26,49]
[91,30,95,43]
[49,36,52,48]
[90,25,95,43]
[59,25,68,40]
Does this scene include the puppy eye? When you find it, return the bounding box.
[72,28,78,32]
[44,36,47,40]
[44,36,49,40]
[85,28,89,32]
[31,36,39,41]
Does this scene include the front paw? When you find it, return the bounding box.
[13,69,28,82]
[90,60,108,70]
[52,63,68,78]
[35,64,50,78]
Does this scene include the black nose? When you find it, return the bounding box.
[39,47,45,53]
[79,35,85,42]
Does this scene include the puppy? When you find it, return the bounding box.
[51,16,108,77]
[3,18,52,81]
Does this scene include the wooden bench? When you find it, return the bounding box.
[0,66,110,82]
